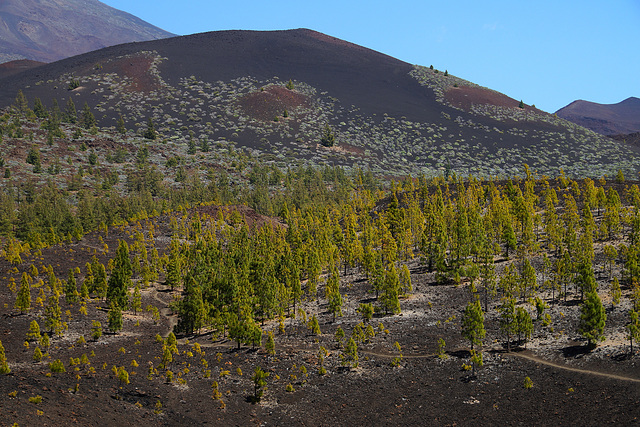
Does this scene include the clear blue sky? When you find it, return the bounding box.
[102,0,639,113]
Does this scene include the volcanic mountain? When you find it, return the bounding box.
[0,0,174,64]
[0,28,638,178]
[555,97,640,136]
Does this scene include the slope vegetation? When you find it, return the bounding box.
[0,29,638,178]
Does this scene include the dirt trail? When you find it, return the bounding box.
[149,285,640,383]
[506,350,640,384]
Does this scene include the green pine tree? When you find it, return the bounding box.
[108,302,123,334]
[107,240,132,309]
[579,291,606,348]
[462,300,485,350]
[0,339,10,374]
[15,272,31,313]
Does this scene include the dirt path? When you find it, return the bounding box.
[506,350,640,384]
[148,287,178,338]
[149,285,640,383]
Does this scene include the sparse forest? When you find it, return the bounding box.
[1,74,640,425]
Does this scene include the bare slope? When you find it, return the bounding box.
[555,97,640,136]
[0,0,174,63]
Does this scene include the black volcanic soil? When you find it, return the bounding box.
[1,204,640,425]
[0,29,444,123]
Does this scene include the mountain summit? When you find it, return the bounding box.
[555,97,640,136]
[0,0,174,64]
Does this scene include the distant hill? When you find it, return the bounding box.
[555,97,640,136]
[0,0,174,64]
[0,28,638,178]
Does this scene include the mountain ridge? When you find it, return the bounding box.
[0,28,638,178]
[0,0,174,63]
[555,97,640,136]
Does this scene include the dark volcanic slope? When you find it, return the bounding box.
[0,0,174,63]
[555,97,640,135]
[0,29,639,178]
[0,29,438,122]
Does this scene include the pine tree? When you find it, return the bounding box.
[65,269,78,304]
[15,272,31,313]
[499,297,516,351]
[515,307,533,346]
[108,302,123,334]
[33,97,48,118]
[116,114,126,135]
[252,366,269,402]
[320,124,335,147]
[308,315,321,335]
[65,97,77,123]
[341,337,359,368]
[627,310,640,356]
[26,320,41,342]
[15,90,29,116]
[44,294,63,336]
[144,118,157,140]
[80,102,96,129]
[0,339,10,374]
[131,285,142,314]
[107,240,132,309]
[265,331,275,356]
[579,291,606,348]
[462,300,485,350]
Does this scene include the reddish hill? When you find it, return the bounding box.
[0,59,44,79]
[0,0,174,64]
[555,97,640,135]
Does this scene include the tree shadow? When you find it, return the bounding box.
[448,349,471,359]
[561,343,593,358]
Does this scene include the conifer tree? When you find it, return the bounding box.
[116,114,126,135]
[26,320,41,342]
[627,310,640,356]
[499,297,516,351]
[65,97,77,123]
[33,97,48,118]
[107,240,132,309]
[108,302,123,334]
[65,269,78,304]
[341,337,358,368]
[252,366,269,402]
[44,294,63,337]
[462,300,485,350]
[144,117,157,140]
[579,291,606,348]
[15,272,31,313]
[81,102,96,129]
[0,339,10,374]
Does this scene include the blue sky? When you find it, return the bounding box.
[102,0,639,113]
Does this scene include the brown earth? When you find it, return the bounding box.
[445,85,541,113]
[0,59,45,79]
[238,86,311,122]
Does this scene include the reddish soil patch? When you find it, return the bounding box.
[194,204,284,229]
[100,53,162,92]
[237,86,310,121]
[445,85,539,113]
[0,59,45,79]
